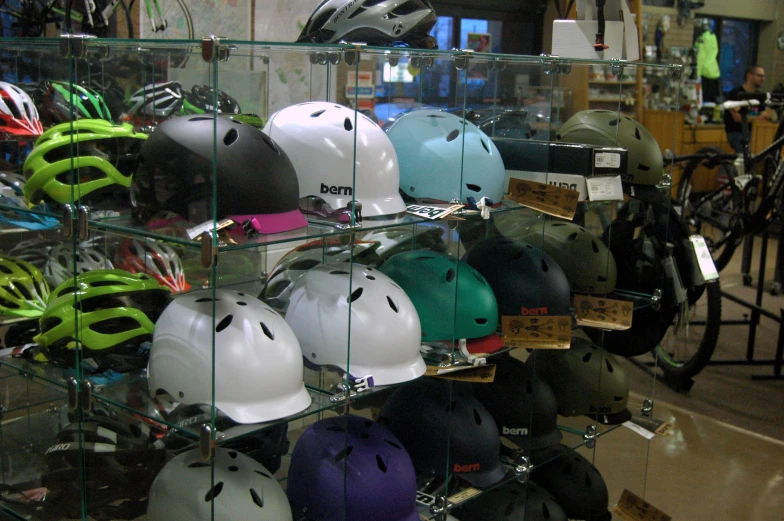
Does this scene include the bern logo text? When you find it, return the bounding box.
[502,426,529,436]
[321,183,353,196]
[520,306,548,316]
[454,462,481,473]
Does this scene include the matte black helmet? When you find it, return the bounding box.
[452,480,568,521]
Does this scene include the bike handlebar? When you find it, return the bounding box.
[722,99,760,110]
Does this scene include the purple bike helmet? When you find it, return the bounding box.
[287,414,419,521]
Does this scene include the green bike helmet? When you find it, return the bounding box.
[528,335,631,425]
[378,250,502,352]
[556,110,663,186]
[0,254,50,318]
[38,80,113,125]
[34,269,171,373]
[523,221,617,295]
[23,119,147,205]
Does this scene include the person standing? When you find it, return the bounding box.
[723,65,770,154]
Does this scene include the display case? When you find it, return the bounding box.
[0,35,689,521]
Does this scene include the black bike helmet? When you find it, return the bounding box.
[297,0,438,49]
[472,354,562,451]
[463,236,572,318]
[378,379,507,489]
[452,480,568,521]
[528,336,631,425]
[181,84,241,115]
[529,444,612,521]
[131,115,307,234]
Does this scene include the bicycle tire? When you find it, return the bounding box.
[114,0,133,38]
[676,146,744,273]
[143,0,194,69]
[655,279,722,381]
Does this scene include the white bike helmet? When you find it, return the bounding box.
[263,102,407,219]
[115,238,190,294]
[147,289,311,424]
[44,243,114,287]
[126,81,183,118]
[0,81,43,137]
[285,263,426,386]
[386,109,506,204]
[146,448,293,521]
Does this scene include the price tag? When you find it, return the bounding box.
[689,235,719,282]
[447,487,482,504]
[186,218,235,240]
[622,420,656,440]
[611,489,672,521]
[501,316,571,349]
[586,176,624,201]
[426,364,496,383]
[595,151,622,169]
[406,204,464,220]
[630,415,675,437]
[573,295,633,330]
[504,179,578,220]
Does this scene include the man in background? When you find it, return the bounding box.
[724,65,772,154]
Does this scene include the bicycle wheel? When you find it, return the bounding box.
[655,279,722,381]
[676,146,744,273]
[141,0,194,68]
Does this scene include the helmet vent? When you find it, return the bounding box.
[348,287,363,303]
[474,318,487,325]
[592,240,600,252]
[383,439,402,449]
[387,296,398,313]
[609,119,619,127]
[582,352,593,363]
[89,316,140,334]
[366,275,375,280]
[335,445,354,462]
[446,400,458,413]
[480,139,490,153]
[466,183,481,192]
[194,297,216,303]
[568,232,578,242]
[237,301,247,306]
[585,473,593,487]
[541,259,549,272]
[310,109,327,118]
[473,408,482,425]
[638,163,651,172]
[254,469,273,479]
[347,5,366,19]
[188,461,210,468]
[344,117,353,131]
[446,268,455,282]
[415,255,434,261]
[598,275,607,282]
[446,129,460,142]
[326,425,345,432]
[635,127,642,140]
[376,454,388,472]
[543,503,551,518]
[552,222,566,227]
[204,482,224,502]
[223,128,239,146]
[41,317,62,332]
[292,259,322,271]
[260,322,274,340]
[605,358,614,372]
[215,314,233,332]
[249,488,264,508]
[229,451,238,458]
[228,465,239,472]
[0,264,11,274]
[330,270,350,275]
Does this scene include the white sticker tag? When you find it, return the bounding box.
[689,235,719,282]
[186,218,235,240]
[622,420,656,440]
[405,204,464,220]
[586,176,624,201]
[595,152,622,169]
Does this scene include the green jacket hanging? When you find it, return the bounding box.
[696,29,720,79]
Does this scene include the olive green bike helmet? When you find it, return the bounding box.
[378,250,500,346]
[528,335,631,425]
[556,109,663,186]
[523,221,617,295]
[23,119,147,205]
[0,254,50,318]
[34,269,171,373]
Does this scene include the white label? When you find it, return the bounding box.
[689,235,719,282]
[595,152,622,169]
[622,421,656,440]
[506,170,588,201]
[586,176,624,201]
[405,204,464,220]
[186,218,235,240]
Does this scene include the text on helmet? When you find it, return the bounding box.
[453,462,481,473]
[321,183,353,196]
[502,426,529,436]
[520,306,548,315]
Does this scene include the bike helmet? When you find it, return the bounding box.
[147,289,312,424]
[7,236,60,271]
[556,110,663,186]
[263,102,407,219]
[386,109,506,204]
[38,80,112,124]
[359,224,448,260]
[463,237,572,319]
[472,354,562,451]
[523,221,617,295]
[452,480,568,521]
[43,242,114,287]
[529,444,611,521]
[297,0,438,49]
[126,81,184,118]
[162,403,290,473]
[132,115,307,234]
[0,81,43,137]
[180,84,241,115]
[0,254,50,318]
[378,379,507,489]
[146,447,293,521]
[284,263,426,386]
[33,269,171,372]
[287,415,419,521]
[114,238,190,294]
[528,336,631,425]
[0,171,59,230]
[378,250,502,352]
[23,119,147,205]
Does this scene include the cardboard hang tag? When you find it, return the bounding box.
[406,204,465,220]
[573,295,633,330]
[501,316,572,349]
[424,364,496,383]
[630,415,675,437]
[504,179,578,220]
[447,487,482,505]
[611,489,672,521]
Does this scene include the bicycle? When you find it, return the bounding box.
[0,0,67,37]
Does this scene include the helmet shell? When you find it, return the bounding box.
[39,80,113,124]
[264,101,407,218]
[115,238,191,294]
[126,81,184,118]
[452,480,568,521]
[462,237,572,318]
[0,81,43,136]
[523,221,617,295]
[528,336,631,425]
[0,254,50,318]
[287,415,419,521]
[378,379,507,489]
[378,250,498,342]
[181,85,241,115]
[556,109,663,186]
[147,448,293,521]
[147,289,312,424]
[387,109,506,203]
[132,115,307,233]
[284,263,426,386]
[44,243,114,288]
